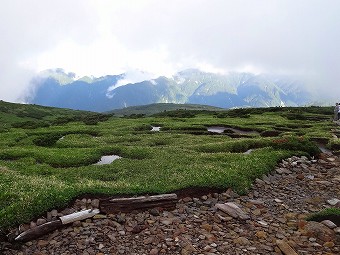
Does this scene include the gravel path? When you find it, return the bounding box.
[2,154,340,255]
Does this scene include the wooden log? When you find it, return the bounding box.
[14,220,62,242]
[14,209,100,242]
[100,193,178,213]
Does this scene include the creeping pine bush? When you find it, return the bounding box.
[82,113,112,125]
[52,116,79,125]
[11,121,50,129]
[271,136,320,156]
[122,114,145,119]
[153,110,197,118]
[307,208,340,225]
[33,133,62,147]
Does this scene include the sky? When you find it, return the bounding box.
[1,0,340,102]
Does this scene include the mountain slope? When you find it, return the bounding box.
[26,69,315,112]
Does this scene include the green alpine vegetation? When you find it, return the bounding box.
[0,101,337,231]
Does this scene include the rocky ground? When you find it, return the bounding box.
[1,153,340,255]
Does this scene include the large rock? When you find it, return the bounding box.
[303,221,336,242]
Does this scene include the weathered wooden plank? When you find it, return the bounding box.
[100,194,178,213]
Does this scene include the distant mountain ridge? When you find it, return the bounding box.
[26,68,316,112]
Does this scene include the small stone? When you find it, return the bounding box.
[201,223,213,232]
[296,174,304,180]
[321,220,337,229]
[107,234,116,241]
[160,219,173,225]
[276,168,292,174]
[150,248,159,255]
[131,224,145,234]
[315,180,332,186]
[182,197,192,202]
[149,208,160,216]
[297,220,307,229]
[252,209,262,216]
[51,209,58,217]
[144,237,154,245]
[274,198,283,203]
[326,198,340,206]
[306,174,314,180]
[233,237,250,245]
[255,178,265,185]
[36,218,47,226]
[93,214,107,219]
[46,212,52,221]
[116,214,126,224]
[147,220,155,224]
[257,220,268,226]
[30,221,36,229]
[198,234,206,240]
[37,240,49,247]
[255,231,267,239]
[276,233,285,239]
[323,241,335,248]
[91,199,100,208]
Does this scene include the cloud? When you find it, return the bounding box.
[106,69,160,99]
[1,0,340,102]
[0,0,98,101]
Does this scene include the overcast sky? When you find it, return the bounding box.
[1,0,340,102]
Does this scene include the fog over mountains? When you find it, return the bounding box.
[25,69,318,112]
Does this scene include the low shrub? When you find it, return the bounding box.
[122,114,145,119]
[33,133,62,147]
[307,208,340,225]
[12,121,50,129]
[82,113,113,125]
[153,110,197,118]
[271,136,320,156]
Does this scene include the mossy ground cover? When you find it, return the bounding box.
[0,105,336,230]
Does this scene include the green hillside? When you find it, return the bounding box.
[0,100,112,130]
[108,103,223,116]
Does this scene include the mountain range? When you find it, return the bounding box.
[25,68,316,112]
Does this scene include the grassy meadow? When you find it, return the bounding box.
[0,101,337,230]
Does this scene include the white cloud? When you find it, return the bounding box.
[1,0,340,102]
